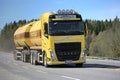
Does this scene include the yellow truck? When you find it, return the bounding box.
[13,10,88,67]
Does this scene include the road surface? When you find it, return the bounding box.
[0,51,120,80]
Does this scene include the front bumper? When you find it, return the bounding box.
[47,59,86,65]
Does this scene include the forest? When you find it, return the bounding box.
[0,17,120,58]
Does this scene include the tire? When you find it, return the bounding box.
[31,53,38,65]
[43,53,49,67]
[33,58,38,65]
[22,54,24,62]
[24,54,26,62]
[30,54,33,64]
[23,54,28,62]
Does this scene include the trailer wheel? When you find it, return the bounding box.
[30,53,33,64]
[23,54,26,62]
[33,58,38,65]
[21,53,24,62]
[31,53,38,65]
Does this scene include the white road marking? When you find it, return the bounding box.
[61,75,80,80]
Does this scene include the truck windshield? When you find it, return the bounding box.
[49,20,85,36]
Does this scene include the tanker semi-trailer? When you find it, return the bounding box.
[13,10,88,67]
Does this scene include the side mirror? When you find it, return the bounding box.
[44,23,48,38]
[84,48,89,56]
[84,22,88,36]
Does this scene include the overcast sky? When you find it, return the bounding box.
[0,0,120,29]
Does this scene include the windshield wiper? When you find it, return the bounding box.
[50,31,84,36]
[67,31,84,35]
[50,31,67,35]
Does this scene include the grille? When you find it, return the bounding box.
[55,42,81,61]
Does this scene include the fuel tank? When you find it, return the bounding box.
[14,22,35,49]
[14,21,42,49]
[29,21,42,49]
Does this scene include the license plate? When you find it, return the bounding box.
[65,60,72,64]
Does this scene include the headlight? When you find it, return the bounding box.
[49,50,57,59]
[81,51,85,57]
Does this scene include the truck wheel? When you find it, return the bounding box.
[30,54,33,64]
[21,54,24,62]
[33,59,38,65]
[33,56,38,65]
[43,53,49,67]
[23,54,27,62]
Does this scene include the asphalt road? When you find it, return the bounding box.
[0,51,120,80]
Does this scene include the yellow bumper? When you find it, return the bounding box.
[47,59,86,65]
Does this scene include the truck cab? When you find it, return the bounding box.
[41,10,87,66]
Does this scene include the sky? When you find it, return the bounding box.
[0,0,120,29]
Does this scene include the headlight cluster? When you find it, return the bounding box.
[49,50,57,60]
[81,51,85,57]
[57,9,77,14]
[81,48,87,59]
